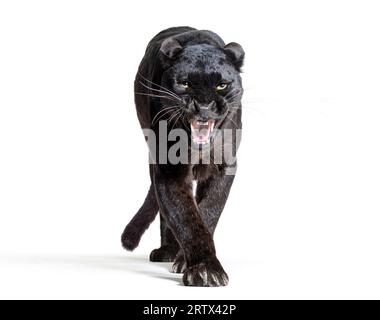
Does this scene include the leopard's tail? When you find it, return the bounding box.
[121,183,159,251]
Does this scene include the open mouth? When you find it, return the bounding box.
[190,120,215,145]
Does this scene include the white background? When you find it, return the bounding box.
[0,0,380,299]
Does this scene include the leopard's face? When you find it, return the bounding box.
[160,44,244,145]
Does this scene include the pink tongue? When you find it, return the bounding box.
[193,129,210,142]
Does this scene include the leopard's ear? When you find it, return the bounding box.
[224,42,245,71]
[160,38,183,59]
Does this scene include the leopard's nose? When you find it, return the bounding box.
[193,101,217,121]
[194,101,216,112]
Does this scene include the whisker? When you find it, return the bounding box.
[180,117,190,130]
[224,88,242,100]
[153,109,178,126]
[229,102,257,109]
[226,114,239,128]
[168,109,182,129]
[230,107,257,114]
[151,106,180,125]
[225,87,240,97]
[226,96,242,104]
[229,104,243,110]
[172,110,183,129]
[139,81,182,102]
[135,92,177,101]
[226,92,243,103]
[137,72,181,99]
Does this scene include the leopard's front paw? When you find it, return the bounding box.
[182,258,229,287]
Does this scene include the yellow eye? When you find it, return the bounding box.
[180,80,190,89]
[216,83,228,91]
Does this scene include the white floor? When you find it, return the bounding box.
[1,247,380,300]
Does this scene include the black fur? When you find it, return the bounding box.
[121,182,158,251]
[121,27,244,286]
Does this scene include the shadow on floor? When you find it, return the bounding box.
[0,253,183,284]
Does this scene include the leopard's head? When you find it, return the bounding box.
[157,38,244,145]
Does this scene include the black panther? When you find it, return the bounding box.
[121,27,244,286]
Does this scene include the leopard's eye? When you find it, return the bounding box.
[179,80,190,89]
[216,83,228,91]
